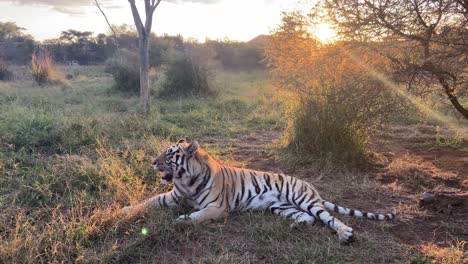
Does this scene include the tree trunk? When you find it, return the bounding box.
[139,37,150,114]
[438,76,468,120]
[422,62,468,120]
[128,0,161,115]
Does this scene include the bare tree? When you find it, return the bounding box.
[128,0,162,114]
[95,0,161,114]
[323,0,468,120]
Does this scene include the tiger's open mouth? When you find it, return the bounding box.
[160,171,173,181]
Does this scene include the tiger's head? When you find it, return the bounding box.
[152,139,202,185]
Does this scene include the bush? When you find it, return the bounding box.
[159,52,215,98]
[31,50,66,86]
[0,58,14,81]
[105,49,140,94]
[286,91,369,166]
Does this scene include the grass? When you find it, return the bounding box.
[0,66,465,263]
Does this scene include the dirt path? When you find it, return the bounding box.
[205,126,468,260]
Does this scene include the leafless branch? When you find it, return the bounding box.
[94,0,118,46]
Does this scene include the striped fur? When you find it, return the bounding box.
[121,139,395,242]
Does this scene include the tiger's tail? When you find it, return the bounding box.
[322,201,395,221]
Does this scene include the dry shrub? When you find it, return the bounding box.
[377,155,458,191]
[420,241,466,264]
[0,57,14,81]
[31,49,66,86]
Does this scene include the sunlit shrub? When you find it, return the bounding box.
[31,49,66,86]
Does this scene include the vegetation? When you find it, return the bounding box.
[0,22,35,64]
[265,12,400,165]
[0,57,13,81]
[105,49,140,94]
[0,1,467,262]
[320,0,468,120]
[159,46,215,98]
[31,49,66,86]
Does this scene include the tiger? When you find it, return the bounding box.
[121,139,395,242]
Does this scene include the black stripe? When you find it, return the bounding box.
[349,209,355,216]
[244,190,254,207]
[291,177,297,190]
[189,173,200,186]
[235,193,241,209]
[275,182,280,193]
[334,205,339,212]
[297,194,307,206]
[316,209,325,219]
[199,190,211,205]
[277,174,284,200]
[162,195,168,207]
[240,173,246,200]
[195,174,211,194]
[285,181,290,203]
[286,211,301,218]
[292,192,299,208]
[264,174,272,190]
[171,192,179,205]
[270,206,280,213]
[251,176,260,194]
[219,173,226,207]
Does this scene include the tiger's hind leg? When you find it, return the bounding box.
[269,202,316,227]
[309,205,354,242]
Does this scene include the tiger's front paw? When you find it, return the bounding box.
[120,206,132,215]
[337,226,354,242]
[176,214,192,224]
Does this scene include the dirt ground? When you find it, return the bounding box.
[202,124,468,262]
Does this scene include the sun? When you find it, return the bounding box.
[314,23,337,43]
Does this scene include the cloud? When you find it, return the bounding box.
[164,0,221,3]
[0,0,221,15]
[0,0,117,15]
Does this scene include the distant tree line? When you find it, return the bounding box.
[0,22,266,70]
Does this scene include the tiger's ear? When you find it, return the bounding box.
[178,140,198,156]
[187,141,199,154]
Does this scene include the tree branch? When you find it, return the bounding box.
[94,0,118,46]
[128,0,145,39]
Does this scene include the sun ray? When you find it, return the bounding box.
[341,48,466,132]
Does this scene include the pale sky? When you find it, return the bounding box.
[0,0,310,42]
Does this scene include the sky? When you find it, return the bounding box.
[0,0,310,42]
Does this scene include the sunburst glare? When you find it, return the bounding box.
[314,23,337,43]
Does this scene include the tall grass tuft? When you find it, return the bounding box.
[31,50,66,86]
